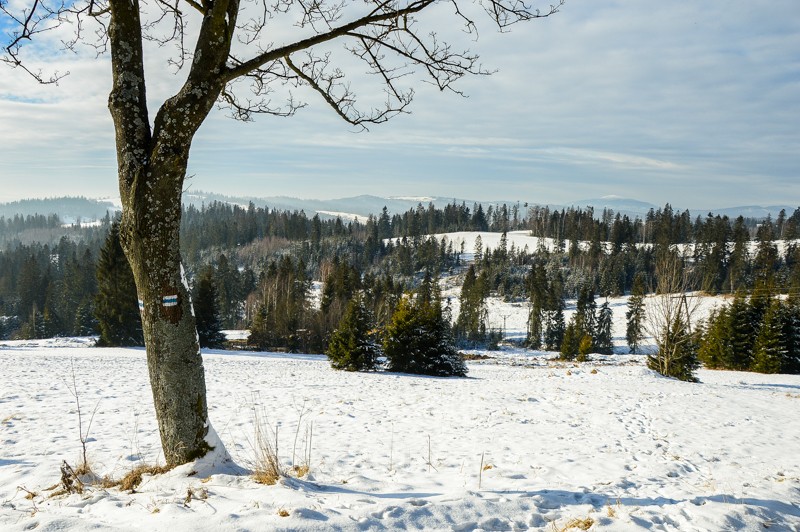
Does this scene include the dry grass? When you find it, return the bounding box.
[112,464,173,492]
[292,464,310,478]
[462,353,492,361]
[558,516,595,531]
[278,508,290,517]
[251,407,283,485]
[18,486,37,500]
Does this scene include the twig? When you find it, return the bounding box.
[479,451,485,489]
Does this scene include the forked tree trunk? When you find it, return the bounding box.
[107,0,238,466]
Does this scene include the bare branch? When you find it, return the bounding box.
[223,0,437,81]
[286,52,411,129]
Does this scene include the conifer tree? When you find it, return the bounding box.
[327,292,381,371]
[527,261,547,349]
[697,306,732,369]
[783,299,800,374]
[456,264,488,345]
[73,300,98,336]
[194,267,227,349]
[384,281,467,377]
[577,333,593,362]
[594,301,614,355]
[94,221,144,347]
[727,292,757,370]
[646,314,699,382]
[543,306,566,351]
[626,274,646,354]
[575,285,597,338]
[473,235,484,265]
[645,253,700,381]
[560,317,580,361]
[542,267,566,351]
[751,300,785,374]
[247,305,273,350]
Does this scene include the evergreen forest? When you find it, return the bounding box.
[1,200,799,376]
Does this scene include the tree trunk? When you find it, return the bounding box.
[119,158,211,465]
[106,0,238,466]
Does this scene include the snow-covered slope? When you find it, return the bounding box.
[1,340,798,531]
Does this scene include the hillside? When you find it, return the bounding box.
[0,340,798,531]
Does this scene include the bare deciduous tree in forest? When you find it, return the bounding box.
[645,251,700,382]
[2,0,563,465]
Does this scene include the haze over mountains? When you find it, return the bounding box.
[0,193,795,224]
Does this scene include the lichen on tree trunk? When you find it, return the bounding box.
[118,159,211,465]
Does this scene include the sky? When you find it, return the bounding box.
[0,0,798,210]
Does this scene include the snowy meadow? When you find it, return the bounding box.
[2,332,800,531]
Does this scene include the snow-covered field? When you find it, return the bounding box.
[2,339,799,531]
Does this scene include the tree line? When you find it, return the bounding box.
[1,201,799,381]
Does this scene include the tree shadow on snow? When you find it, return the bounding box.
[283,477,441,500]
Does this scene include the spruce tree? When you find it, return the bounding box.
[456,264,487,345]
[527,261,547,349]
[626,274,646,354]
[646,314,699,382]
[73,300,98,336]
[697,307,733,369]
[542,269,566,351]
[783,299,800,374]
[727,292,756,370]
[543,307,566,351]
[575,285,597,339]
[193,267,226,349]
[94,221,144,347]
[384,284,467,377]
[247,304,273,350]
[594,301,614,355]
[327,292,381,371]
[577,333,593,362]
[751,301,785,374]
[560,317,580,361]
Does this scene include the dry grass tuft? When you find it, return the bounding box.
[462,353,492,361]
[278,508,290,517]
[114,464,172,492]
[560,516,595,531]
[251,407,284,485]
[590,368,598,375]
[292,464,310,478]
[482,464,494,471]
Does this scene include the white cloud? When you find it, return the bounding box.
[0,0,798,209]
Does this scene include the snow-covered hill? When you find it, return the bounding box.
[1,338,798,531]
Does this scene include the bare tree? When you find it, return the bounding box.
[645,250,700,382]
[2,0,563,465]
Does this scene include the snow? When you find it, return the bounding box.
[2,336,799,530]
[316,210,361,223]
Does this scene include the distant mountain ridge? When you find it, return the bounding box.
[0,197,120,225]
[0,193,795,224]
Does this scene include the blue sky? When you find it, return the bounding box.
[0,0,798,210]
